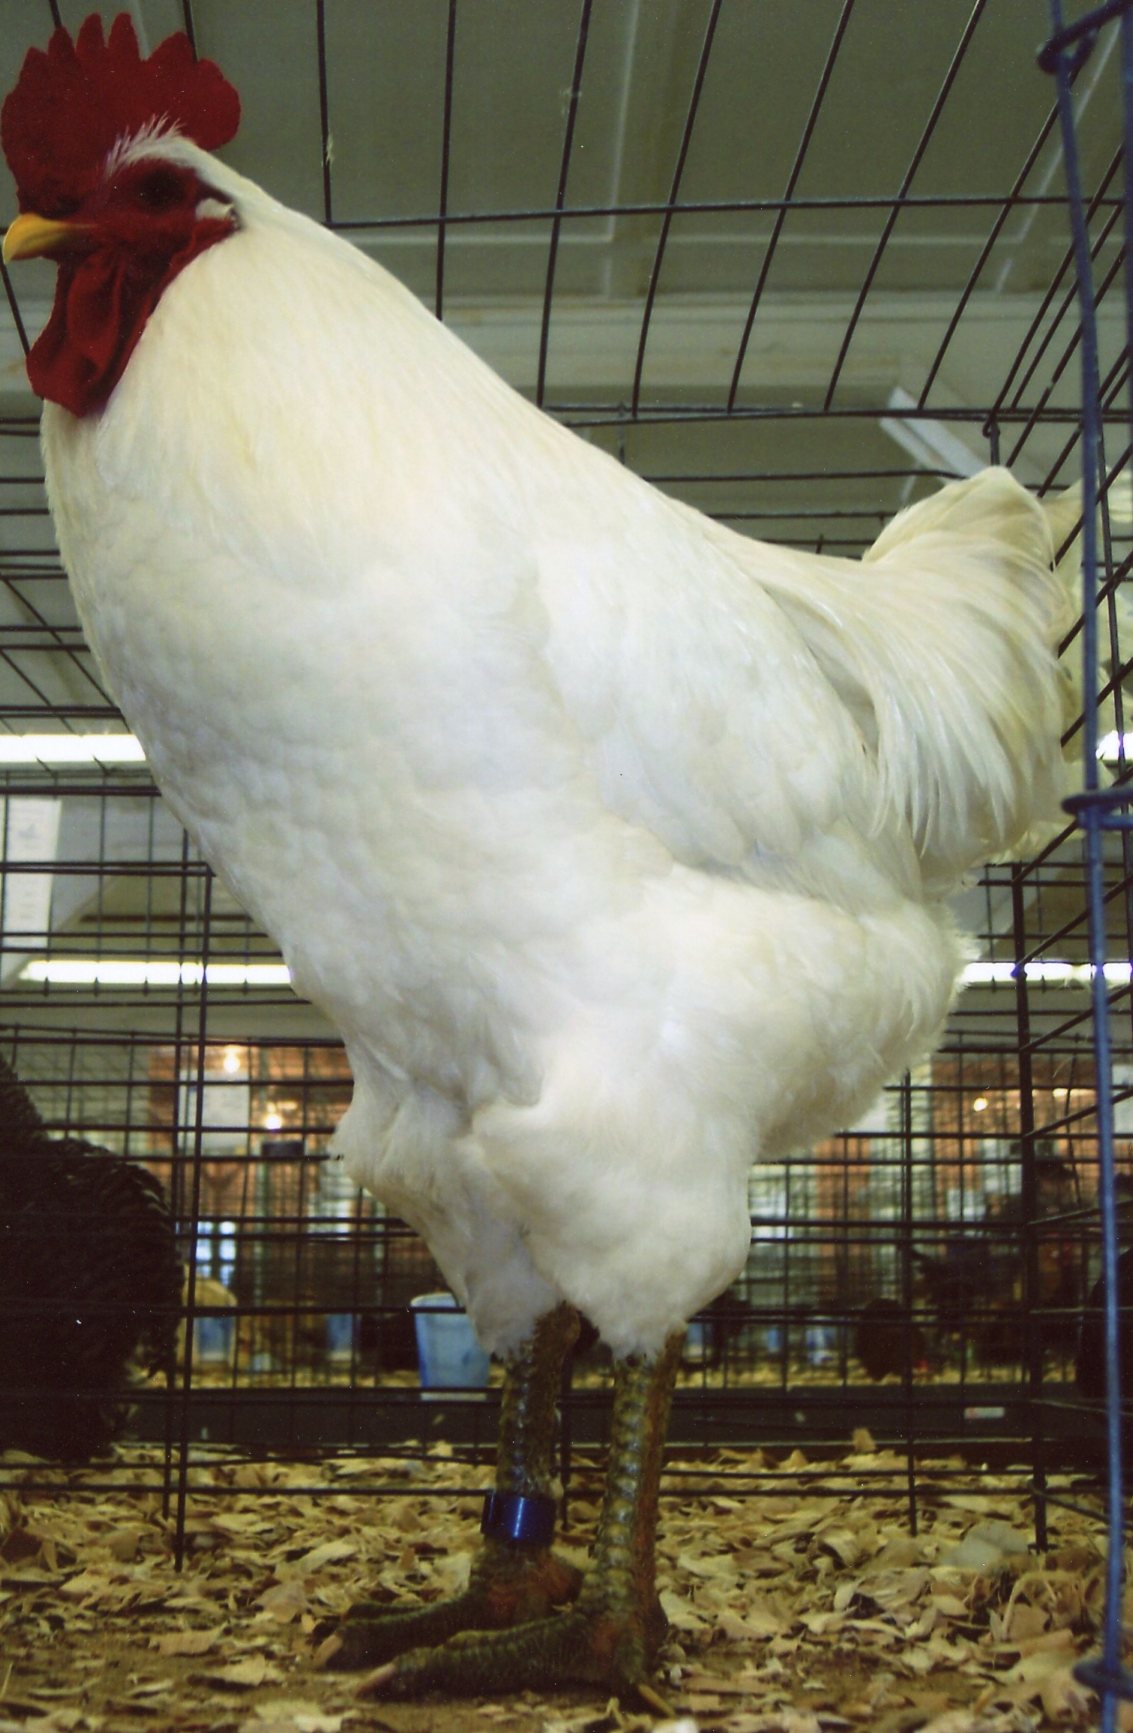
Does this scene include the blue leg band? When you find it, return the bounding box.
[480,1490,556,1546]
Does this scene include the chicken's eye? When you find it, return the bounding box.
[130,167,186,211]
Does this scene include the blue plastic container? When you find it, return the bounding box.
[193,1314,234,1362]
[411,1292,490,1394]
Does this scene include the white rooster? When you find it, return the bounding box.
[2,14,1084,1702]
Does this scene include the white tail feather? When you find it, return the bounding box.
[761,468,1077,890]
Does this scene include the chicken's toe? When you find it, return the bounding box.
[317,1545,584,1671]
[354,1602,665,1701]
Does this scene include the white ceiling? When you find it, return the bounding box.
[0,0,1127,1055]
[1,2,1126,455]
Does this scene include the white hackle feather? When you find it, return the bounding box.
[39,134,1085,1357]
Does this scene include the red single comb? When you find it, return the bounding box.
[1,13,240,218]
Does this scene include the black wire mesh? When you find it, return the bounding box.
[0,6,1130,1697]
[1040,1,1133,1722]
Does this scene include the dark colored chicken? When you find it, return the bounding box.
[0,1053,181,1458]
[854,1296,928,1381]
[1076,1244,1133,1402]
[906,1168,1083,1368]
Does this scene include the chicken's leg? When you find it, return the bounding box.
[318,1301,583,1670]
[354,1326,685,1701]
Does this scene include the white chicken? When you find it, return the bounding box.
[2,14,1083,1702]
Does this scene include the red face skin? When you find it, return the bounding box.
[22,153,236,418]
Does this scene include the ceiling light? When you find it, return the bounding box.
[0,733,146,764]
[962,961,1017,985]
[20,958,292,987]
[972,1096,989,1113]
[881,387,985,478]
[18,955,1132,991]
[962,960,1132,987]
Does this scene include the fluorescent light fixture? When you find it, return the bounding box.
[962,959,1132,987]
[0,733,146,764]
[1097,731,1133,761]
[962,961,1017,985]
[20,958,292,987]
[19,955,1133,992]
[881,387,985,479]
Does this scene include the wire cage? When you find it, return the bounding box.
[1037,1,1133,1721]
[0,0,1131,1715]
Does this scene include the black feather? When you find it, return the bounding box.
[0,1052,181,1459]
[1076,1245,1133,1402]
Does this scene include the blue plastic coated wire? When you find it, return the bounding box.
[1042,3,1133,1726]
[1124,6,1133,457]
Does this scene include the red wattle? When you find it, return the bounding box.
[28,215,233,417]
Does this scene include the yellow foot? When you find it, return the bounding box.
[353,1601,667,1702]
[315,1545,583,1673]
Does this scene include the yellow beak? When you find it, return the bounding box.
[3,211,90,263]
